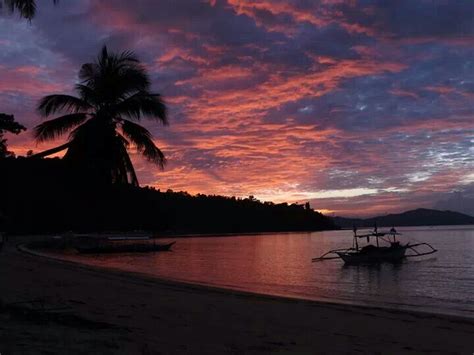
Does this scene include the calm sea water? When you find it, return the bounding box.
[59,226,474,318]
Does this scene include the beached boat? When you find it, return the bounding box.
[73,235,176,254]
[312,227,437,264]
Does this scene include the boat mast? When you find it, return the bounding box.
[374,222,379,247]
[353,225,359,251]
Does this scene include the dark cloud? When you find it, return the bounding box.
[336,0,474,39]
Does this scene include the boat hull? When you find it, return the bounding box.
[336,245,407,264]
[75,241,176,254]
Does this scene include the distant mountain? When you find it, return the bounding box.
[333,208,474,228]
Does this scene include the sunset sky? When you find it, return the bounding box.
[1,0,473,217]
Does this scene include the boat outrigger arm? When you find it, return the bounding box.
[312,227,438,263]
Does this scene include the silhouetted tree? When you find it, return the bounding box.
[1,0,58,20]
[33,46,168,186]
[0,113,26,158]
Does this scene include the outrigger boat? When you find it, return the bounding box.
[312,226,437,264]
[72,235,176,254]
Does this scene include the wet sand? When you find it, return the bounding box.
[1,236,473,354]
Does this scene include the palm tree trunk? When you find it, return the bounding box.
[29,142,70,158]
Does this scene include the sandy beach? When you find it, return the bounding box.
[1,236,473,354]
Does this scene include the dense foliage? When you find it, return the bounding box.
[0,113,26,158]
[0,157,336,234]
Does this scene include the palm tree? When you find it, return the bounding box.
[33,46,168,186]
[2,0,58,20]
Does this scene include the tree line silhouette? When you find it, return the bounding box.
[0,156,335,234]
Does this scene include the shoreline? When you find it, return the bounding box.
[13,223,474,240]
[1,235,473,354]
[20,242,473,321]
[154,229,332,239]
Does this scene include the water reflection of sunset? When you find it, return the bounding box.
[49,228,474,318]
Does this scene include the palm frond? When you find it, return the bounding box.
[142,141,166,169]
[96,67,150,103]
[100,46,139,68]
[4,0,36,20]
[78,63,98,83]
[118,49,139,63]
[34,113,88,142]
[115,92,167,123]
[37,94,92,116]
[3,0,58,20]
[74,84,100,106]
[120,119,166,168]
[79,46,150,100]
[117,65,150,93]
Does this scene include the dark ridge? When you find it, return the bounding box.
[333,208,474,228]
